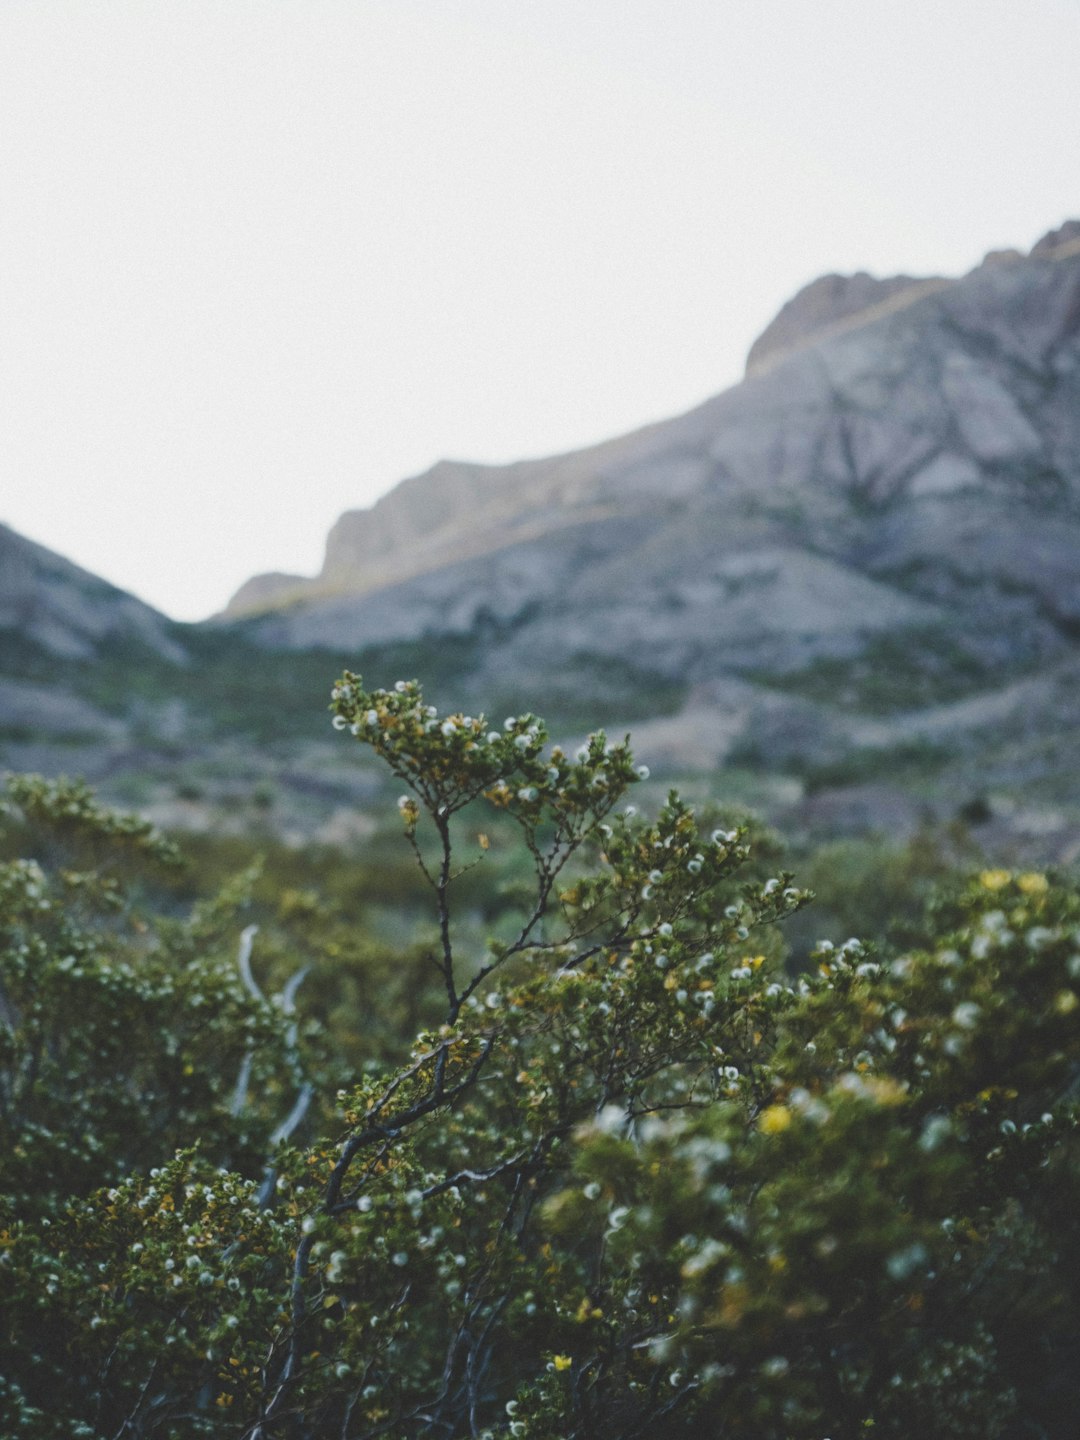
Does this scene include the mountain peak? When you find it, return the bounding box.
[1030,218,1080,259]
[745,270,947,377]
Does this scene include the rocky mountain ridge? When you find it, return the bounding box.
[4,222,1080,861]
[224,223,1080,677]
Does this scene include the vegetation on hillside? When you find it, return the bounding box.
[1,678,1079,1438]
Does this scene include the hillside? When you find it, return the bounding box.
[4,223,1080,860]
[217,222,1080,860]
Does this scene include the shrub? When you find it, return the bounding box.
[1,681,1078,1438]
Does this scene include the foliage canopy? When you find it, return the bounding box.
[1,677,1079,1438]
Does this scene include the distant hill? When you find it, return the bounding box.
[0,522,185,664]
[4,223,1080,861]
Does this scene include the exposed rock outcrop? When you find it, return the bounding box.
[744,271,946,377]
[223,227,1080,691]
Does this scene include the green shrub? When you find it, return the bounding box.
[1,682,1078,1438]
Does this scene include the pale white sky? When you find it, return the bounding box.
[2,0,1078,620]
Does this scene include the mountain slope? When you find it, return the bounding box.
[0,523,185,663]
[213,223,1080,858]
[4,223,1080,860]
[226,225,1080,684]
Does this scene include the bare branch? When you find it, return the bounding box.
[236,924,262,1002]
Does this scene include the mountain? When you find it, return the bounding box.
[0,523,189,753]
[225,223,1080,680]
[0,524,379,843]
[5,223,1080,861]
[215,223,1080,862]
[0,523,185,664]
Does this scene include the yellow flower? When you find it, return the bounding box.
[979,869,1011,891]
[552,1353,573,1371]
[1018,872,1049,895]
[758,1105,792,1135]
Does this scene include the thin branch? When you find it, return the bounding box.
[434,810,459,1018]
[237,924,262,1002]
[269,1083,314,1147]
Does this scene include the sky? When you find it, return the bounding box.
[2,0,1079,622]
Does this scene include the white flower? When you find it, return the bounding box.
[952,1001,980,1029]
[441,720,457,737]
[636,765,650,779]
[886,1242,928,1281]
[332,715,348,730]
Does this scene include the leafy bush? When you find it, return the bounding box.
[1,681,1078,1438]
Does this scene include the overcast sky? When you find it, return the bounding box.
[2,0,1079,621]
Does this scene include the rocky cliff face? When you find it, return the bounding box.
[213,223,1080,858]
[225,224,1080,681]
[743,271,947,376]
[5,223,1080,860]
